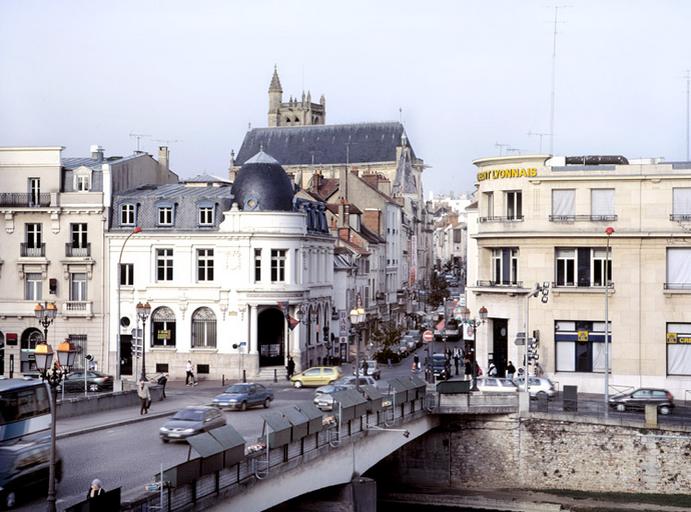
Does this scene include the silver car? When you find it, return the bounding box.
[313,384,350,411]
[159,406,226,442]
[476,377,518,393]
[513,376,557,399]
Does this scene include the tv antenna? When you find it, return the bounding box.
[528,131,551,153]
[684,69,690,160]
[548,5,569,155]
[154,138,181,147]
[506,147,523,155]
[495,143,510,156]
[129,133,151,152]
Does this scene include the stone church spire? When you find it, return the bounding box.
[268,65,282,93]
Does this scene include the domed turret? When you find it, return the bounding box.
[232,151,294,211]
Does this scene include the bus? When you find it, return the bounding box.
[0,378,61,508]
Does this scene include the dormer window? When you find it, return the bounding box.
[73,166,92,192]
[197,203,215,226]
[156,201,175,226]
[120,204,136,225]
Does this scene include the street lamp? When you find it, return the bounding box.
[34,339,78,512]
[460,305,488,391]
[349,302,366,392]
[34,301,58,342]
[604,227,614,416]
[116,226,142,385]
[136,301,152,381]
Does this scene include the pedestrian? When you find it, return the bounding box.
[387,357,392,369]
[464,358,472,381]
[185,360,197,386]
[137,379,151,415]
[453,354,460,375]
[507,361,516,380]
[286,357,295,379]
[488,361,497,377]
[156,373,168,400]
[474,360,483,378]
[361,358,368,376]
[87,478,106,499]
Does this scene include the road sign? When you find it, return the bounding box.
[422,330,434,343]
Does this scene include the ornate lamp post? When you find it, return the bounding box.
[604,227,614,416]
[460,305,488,391]
[116,226,142,384]
[34,301,58,343]
[34,339,78,512]
[136,301,152,381]
[349,299,366,392]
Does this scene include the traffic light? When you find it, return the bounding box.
[527,336,539,362]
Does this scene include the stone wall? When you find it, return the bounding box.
[371,414,691,495]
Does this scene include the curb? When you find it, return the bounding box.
[57,409,177,440]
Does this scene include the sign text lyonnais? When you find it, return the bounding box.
[477,168,538,181]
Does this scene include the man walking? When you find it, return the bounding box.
[507,361,516,380]
[185,360,197,386]
[286,357,295,379]
[453,353,460,376]
[137,379,151,415]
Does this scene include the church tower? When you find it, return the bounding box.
[267,67,326,128]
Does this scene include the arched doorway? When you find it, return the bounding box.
[151,306,176,348]
[258,308,284,367]
[20,328,43,373]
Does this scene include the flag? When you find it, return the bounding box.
[288,316,300,331]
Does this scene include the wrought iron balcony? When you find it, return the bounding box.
[0,193,51,207]
[478,216,524,223]
[65,243,91,257]
[549,214,618,222]
[552,280,614,289]
[20,243,45,257]
[670,214,691,222]
[663,283,691,290]
[476,280,523,288]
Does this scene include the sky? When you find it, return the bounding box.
[1,0,690,196]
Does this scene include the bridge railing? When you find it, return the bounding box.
[122,376,428,512]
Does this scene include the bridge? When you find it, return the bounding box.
[122,377,518,512]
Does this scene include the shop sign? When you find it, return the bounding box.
[157,330,171,340]
[667,333,691,344]
[577,330,589,343]
[666,332,677,344]
[477,168,538,182]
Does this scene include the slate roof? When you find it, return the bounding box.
[184,173,231,184]
[235,122,415,166]
[62,154,139,171]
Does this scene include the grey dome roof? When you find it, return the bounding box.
[232,151,294,211]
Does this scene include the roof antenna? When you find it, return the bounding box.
[548,5,570,155]
[399,107,403,123]
[248,122,252,131]
[129,132,151,152]
[154,138,181,147]
[684,69,690,160]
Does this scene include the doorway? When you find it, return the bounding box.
[120,334,133,376]
[258,308,285,366]
[492,319,508,377]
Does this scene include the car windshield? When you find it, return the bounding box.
[432,355,446,362]
[225,385,249,393]
[172,409,205,421]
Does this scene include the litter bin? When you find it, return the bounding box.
[563,385,578,411]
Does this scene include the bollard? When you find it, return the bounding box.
[222,374,225,387]
[274,369,278,383]
[242,369,246,383]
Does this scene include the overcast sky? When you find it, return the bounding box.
[1,0,689,195]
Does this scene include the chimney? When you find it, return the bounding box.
[90,145,104,162]
[311,172,321,193]
[362,209,381,234]
[338,227,349,241]
[338,200,346,228]
[158,146,170,170]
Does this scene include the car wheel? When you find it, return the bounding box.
[263,398,271,408]
[161,438,169,443]
[616,404,626,412]
[240,401,247,411]
[293,380,303,389]
[659,405,671,415]
[536,391,548,400]
[5,491,16,509]
[328,380,335,385]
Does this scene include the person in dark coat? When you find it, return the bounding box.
[453,354,460,376]
[286,357,296,379]
[464,358,472,380]
[506,361,516,380]
[156,373,168,399]
[87,479,105,499]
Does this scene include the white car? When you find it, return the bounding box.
[513,376,557,399]
[476,377,518,393]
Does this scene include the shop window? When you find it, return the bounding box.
[554,320,611,373]
[151,306,176,347]
[191,307,217,348]
[666,323,691,375]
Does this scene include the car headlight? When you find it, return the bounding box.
[227,398,237,402]
[182,428,195,434]
[159,427,169,432]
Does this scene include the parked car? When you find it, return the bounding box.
[328,375,378,391]
[513,376,557,399]
[402,335,417,353]
[353,360,381,380]
[430,353,450,380]
[397,341,410,357]
[159,406,226,442]
[608,388,675,415]
[476,377,518,393]
[60,370,114,392]
[0,439,62,509]
[406,330,422,347]
[290,366,343,388]
[212,383,273,410]
[313,384,350,411]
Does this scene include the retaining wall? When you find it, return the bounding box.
[56,385,163,419]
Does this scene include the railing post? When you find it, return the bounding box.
[274,369,278,383]
[242,369,246,383]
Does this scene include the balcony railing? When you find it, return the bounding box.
[65,243,91,257]
[478,216,524,223]
[20,243,45,257]
[62,301,93,316]
[663,283,691,290]
[549,214,618,222]
[552,281,614,289]
[0,193,51,207]
[670,214,691,222]
[476,280,523,288]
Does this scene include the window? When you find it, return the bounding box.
[505,191,523,220]
[120,263,134,286]
[672,188,691,220]
[71,223,88,248]
[70,273,87,301]
[151,306,176,347]
[28,178,40,206]
[68,334,87,368]
[198,206,214,226]
[25,273,42,300]
[666,324,691,375]
[191,307,217,348]
[666,248,691,289]
[26,223,42,248]
[254,249,262,282]
[156,249,174,281]
[555,248,576,286]
[591,248,612,287]
[271,249,286,282]
[197,249,214,282]
[75,174,90,191]
[551,189,575,220]
[158,206,173,226]
[490,248,519,285]
[484,192,494,217]
[120,204,135,225]
[555,320,612,373]
[591,189,615,219]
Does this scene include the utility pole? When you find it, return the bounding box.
[549,6,568,155]
[129,133,151,152]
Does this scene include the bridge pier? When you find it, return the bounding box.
[275,477,377,512]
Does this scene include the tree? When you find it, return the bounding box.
[428,272,449,307]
